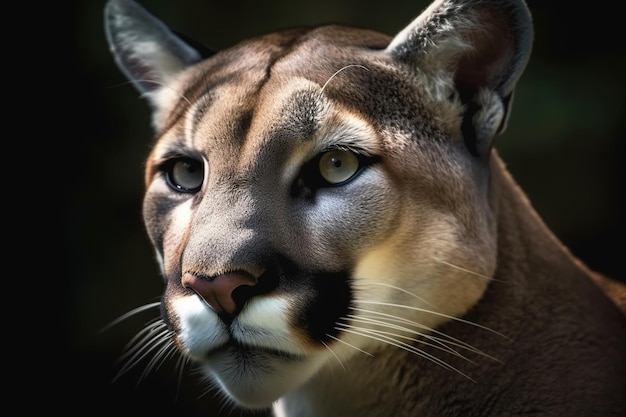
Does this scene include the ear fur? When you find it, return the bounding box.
[386,0,533,157]
[104,0,210,106]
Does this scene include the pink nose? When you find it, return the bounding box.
[182,271,256,316]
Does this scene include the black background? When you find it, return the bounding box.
[18,0,625,415]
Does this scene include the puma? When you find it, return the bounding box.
[104,0,626,415]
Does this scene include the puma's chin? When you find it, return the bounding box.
[202,347,324,408]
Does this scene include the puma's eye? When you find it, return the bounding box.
[318,150,360,185]
[164,157,204,193]
[291,149,376,198]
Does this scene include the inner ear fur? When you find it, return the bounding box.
[104,0,213,101]
[386,0,533,158]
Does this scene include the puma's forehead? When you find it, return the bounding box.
[152,25,393,131]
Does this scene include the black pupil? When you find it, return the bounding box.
[185,161,198,173]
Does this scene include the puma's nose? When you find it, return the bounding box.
[182,271,257,317]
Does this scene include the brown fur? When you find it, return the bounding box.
[105,0,626,415]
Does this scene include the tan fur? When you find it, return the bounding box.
[105,0,626,415]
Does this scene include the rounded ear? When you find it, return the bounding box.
[386,0,533,157]
[104,0,212,104]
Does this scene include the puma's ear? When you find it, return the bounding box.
[386,0,533,157]
[104,0,213,106]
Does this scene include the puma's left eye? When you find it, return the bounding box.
[164,157,204,193]
[318,150,360,185]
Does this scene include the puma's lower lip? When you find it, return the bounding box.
[207,339,302,361]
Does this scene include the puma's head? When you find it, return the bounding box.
[105,0,532,410]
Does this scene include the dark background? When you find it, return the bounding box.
[26,0,625,415]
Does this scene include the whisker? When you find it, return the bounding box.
[434,258,506,283]
[337,324,476,382]
[320,64,370,94]
[130,332,174,385]
[173,352,189,402]
[322,340,347,371]
[350,308,502,362]
[114,321,173,382]
[355,300,511,341]
[344,315,472,362]
[325,333,374,357]
[118,320,167,361]
[140,337,178,382]
[99,301,161,333]
[356,281,435,307]
[115,331,170,381]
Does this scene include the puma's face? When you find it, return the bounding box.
[142,29,496,407]
[107,0,532,409]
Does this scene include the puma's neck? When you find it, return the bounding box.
[490,152,626,312]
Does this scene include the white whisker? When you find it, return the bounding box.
[325,333,374,357]
[434,259,505,282]
[322,340,347,371]
[320,64,370,94]
[118,320,167,360]
[355,300,511,341]
[140,337,178,381]
[114,321,173,382]
[344,315,472,362]
[356,281,435,307]
[173,352,189,402]
[350,308,502,362]
[99,301,161,333]
[337,324,476,382]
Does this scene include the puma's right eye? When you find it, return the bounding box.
[291,149,377,198]
[164,157,204,193]
[318,150,360,185]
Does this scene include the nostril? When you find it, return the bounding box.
[182,271,256,317]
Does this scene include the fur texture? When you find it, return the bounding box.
[105,0,626,415]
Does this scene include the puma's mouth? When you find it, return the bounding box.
[200,336,328,408]
[207,338,304,362]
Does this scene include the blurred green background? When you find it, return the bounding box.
[42,0,626,415]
